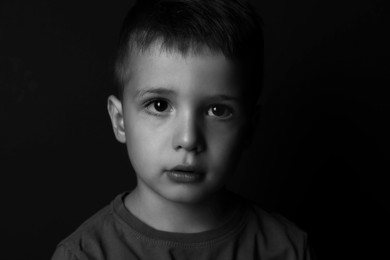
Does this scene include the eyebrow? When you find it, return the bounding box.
[135,87,177,99]
[134,87,241,102]
[211,94,241,102]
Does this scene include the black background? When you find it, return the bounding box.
[1,0,389,259]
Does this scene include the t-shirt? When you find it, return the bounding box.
[51,192,313,260]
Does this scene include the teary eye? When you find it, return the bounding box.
[207,104,233,119]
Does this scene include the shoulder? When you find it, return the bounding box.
[231,192,307,241]
[249,204,307,240]
[52,195,122,260]
[236,196,312,259]
[63,201,116,242]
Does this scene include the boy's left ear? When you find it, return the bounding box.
[107,95,126,143]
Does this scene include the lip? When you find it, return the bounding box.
[170,165,197,172]
[165,165,203,183]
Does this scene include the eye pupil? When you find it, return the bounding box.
[212,105,226,117]
[154,100,168,112]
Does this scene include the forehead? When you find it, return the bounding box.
[122,43,243,97]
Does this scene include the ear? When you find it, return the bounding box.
[107,95,126,143]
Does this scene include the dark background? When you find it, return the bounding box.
[1,0,389,259]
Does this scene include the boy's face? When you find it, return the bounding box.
[108,44,252,204]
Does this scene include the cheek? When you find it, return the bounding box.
[124,117,150,165]
[207,128,244,167]
[126,132,159,181]
[127,127,155,157]
[124,117,170,164]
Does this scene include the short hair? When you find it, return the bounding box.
[114,0,264,107]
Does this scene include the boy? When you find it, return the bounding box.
[52,0,313,259]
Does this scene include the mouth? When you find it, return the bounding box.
[165,165,203,183]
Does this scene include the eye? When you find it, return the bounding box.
[153,100,169,112]
[207,104,233,119]
[145,99,172,115]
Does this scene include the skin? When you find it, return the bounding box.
[107,44,254,233]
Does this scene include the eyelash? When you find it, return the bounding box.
[142,99,234,120]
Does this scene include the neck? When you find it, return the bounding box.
[125,187,235,233]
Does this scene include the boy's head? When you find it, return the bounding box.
[114,0,263,107]
[108,0,263,204]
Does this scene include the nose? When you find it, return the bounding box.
[172,111,205,153]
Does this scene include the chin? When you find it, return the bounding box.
[161,185,220,205]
